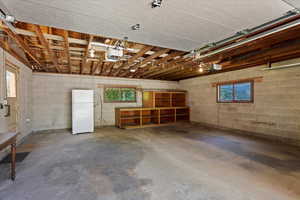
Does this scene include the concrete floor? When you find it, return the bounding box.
[0,123,300,200]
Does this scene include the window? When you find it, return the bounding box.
[6,70,17,98]
[104,87,136,103]
[217,81,253,103]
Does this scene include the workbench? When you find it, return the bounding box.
[0,132,18,180]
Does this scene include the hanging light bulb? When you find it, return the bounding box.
[198,63,204,73]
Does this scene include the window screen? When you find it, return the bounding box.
[218,81,253,103]
[104,87,136,102]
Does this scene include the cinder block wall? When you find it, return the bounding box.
[180,58,300,145]
[32,73,179,131]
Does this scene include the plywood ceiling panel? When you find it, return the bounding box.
[0,0,293,51]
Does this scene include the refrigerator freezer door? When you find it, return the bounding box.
[72,90,94,103]
[72,103,94,134]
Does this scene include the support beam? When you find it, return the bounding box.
[122,48,170,77]
[0,38,31,69]
[137,52,185,78]
[62,30,71,73]
[4,27,42,67]
[144,58,190,78]
[115,46,153,76]
[149,60,197,79]
[81,35,94,74]
[33,25,60,72]
[91,53,104,75]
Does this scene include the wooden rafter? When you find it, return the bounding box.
[91,53,104,75]
[81,35,94,74]
[3,19,300,80]
[115,46,153,76]
[4,27,42,67]
[0,38,31,69]
[137,51,185,78]
[33,25,60,72]
[144,57,190,78]
[122,48,170,77]
[62,30,71,73]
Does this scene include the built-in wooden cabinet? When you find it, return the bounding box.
[143,91,186,108]
[115,90,189,129]
[115,107,190,129]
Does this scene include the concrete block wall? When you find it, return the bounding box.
[180,58,300,145]
[32,73,179,131]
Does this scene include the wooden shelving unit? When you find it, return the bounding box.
[115,107,190,129]
[115,90,189,129]
[143,91,187,108]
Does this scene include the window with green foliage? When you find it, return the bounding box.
[104,87,136,102]
[217,81,253,103]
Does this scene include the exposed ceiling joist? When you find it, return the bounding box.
[123,48,170,77]
[0,38,31,68]
[3,27,42,67]
[33,25,60,72]
[81,35,94,74]
[61,30,71,73]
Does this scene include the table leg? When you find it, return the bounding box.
[11,142,16,181]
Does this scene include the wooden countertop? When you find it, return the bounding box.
[0,132,18,149]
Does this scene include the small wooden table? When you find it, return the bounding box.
[0,132,18,180]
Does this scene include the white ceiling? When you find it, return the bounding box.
[0,0,294,51]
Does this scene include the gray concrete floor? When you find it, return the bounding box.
[0,123,300,200]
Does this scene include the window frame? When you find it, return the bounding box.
[104,85,137,103]
[216,80,254,103]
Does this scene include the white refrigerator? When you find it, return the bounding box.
[72,90,94,134]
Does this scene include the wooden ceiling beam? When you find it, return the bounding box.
[173,38,300,80]
[81,35,94,74]
[122,48,170,77]
[62,30,71,73]
[91,53,104,75]
[0,38,32,69]
[4,28,42,68]
[132,48,170,70]
[156,62,199,79]
[132,52,185,78]
[33,25,60,72]
[139,52,186,78]
[115,46,153,76]
[145,58,192,78]
[200,26,300,64]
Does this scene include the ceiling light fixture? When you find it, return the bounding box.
[131,24,140,30]
[152,0,163,8]
[212,63,222,70]
[198,63,204,73]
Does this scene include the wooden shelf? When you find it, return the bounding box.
[142,115,159,119]
[121,116,141,119]
[115,107,190,129]
[143,91,186,108]
[176,113,189,116]
[160,114,175,117]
